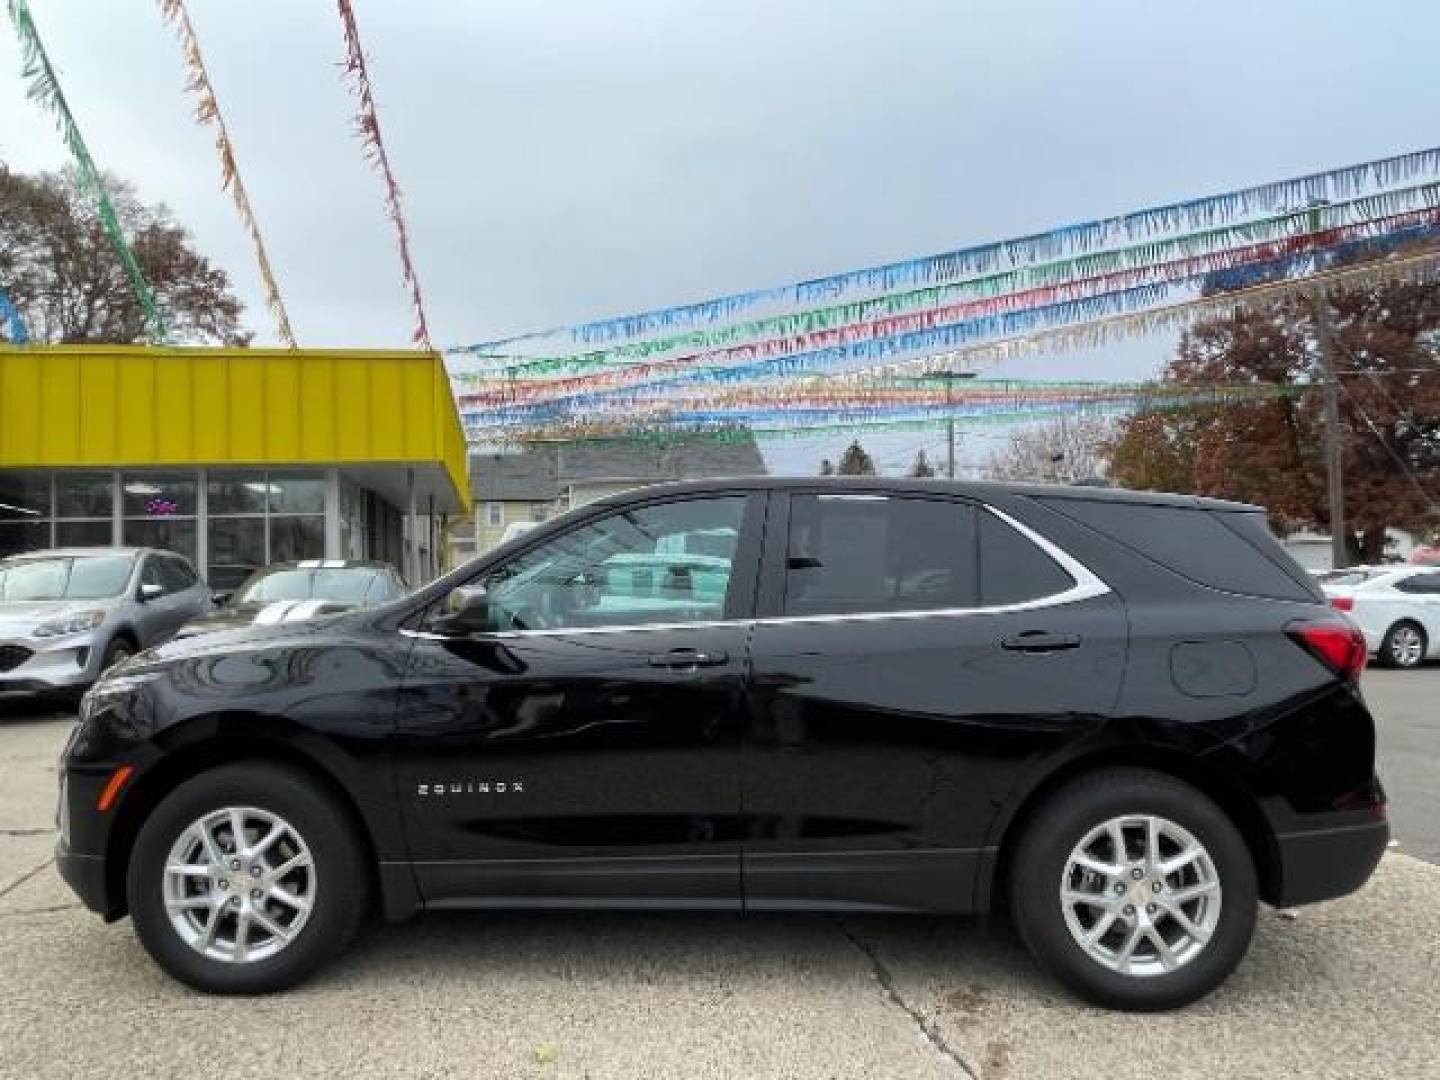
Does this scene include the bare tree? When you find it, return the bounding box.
[0,164,248,344]
[986,415,1114,483]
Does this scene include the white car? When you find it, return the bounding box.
[1322,565,1440,668]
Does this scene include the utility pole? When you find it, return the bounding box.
[1312,287,1347,569]
[946,374,956,480]
[925,368,976,480]
[1305,198,1346,568]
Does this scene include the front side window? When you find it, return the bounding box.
[783,494,978,616]
[445,497,747,632]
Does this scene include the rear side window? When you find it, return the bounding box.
[1045,499,1317,602]
[1392,572,1440,595]
[978,512,1075,605]
[783,494,977,616]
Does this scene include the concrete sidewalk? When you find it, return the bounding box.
[3,712,1437,1079]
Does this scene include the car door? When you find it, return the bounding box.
[395,490,763,909]
[133,555,193,645]
[742,489,1127,913]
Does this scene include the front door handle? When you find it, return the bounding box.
[648,648,729,669]
[1001,630,1081,653]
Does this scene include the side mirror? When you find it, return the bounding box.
[211,591,232,606]
[138,583,163,603]
[433,585,492,636]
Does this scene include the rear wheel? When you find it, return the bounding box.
[1379,621,1426,669]
[127,762,368,994]
[1008,768,1257,1011]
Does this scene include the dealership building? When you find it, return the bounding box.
[0,345,468,588]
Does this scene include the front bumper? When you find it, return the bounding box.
[55,841,115,918]
[0,631,102,694]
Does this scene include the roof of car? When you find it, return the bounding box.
[588,476,1263,513]
[253,560,397,571]
[1,546,155,559]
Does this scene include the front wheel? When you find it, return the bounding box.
[1008,768,1257,1011]
[127,762,368,994]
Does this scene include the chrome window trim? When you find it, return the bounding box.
[401,502,1110,641]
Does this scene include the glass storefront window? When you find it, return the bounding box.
[269,473,325,515]
[56,520,114,548]
[270,516,325,563]
[124,519,198,565]
[122,473,197,518]
[0,474,50,520]
[55,472,114,518]
[0,521,49,558]
[207,471,268,515]
[207,517,266,590]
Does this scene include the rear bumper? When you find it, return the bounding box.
[1271,816,1389,907]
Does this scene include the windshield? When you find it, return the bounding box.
[0,555,134,601]
[237,567,389,605]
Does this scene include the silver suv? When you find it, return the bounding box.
[0,548,212,699]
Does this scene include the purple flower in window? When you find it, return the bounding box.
[146,497,180,517]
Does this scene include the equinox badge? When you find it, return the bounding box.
[416,780,525,796]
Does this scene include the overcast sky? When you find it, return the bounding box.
[3,1,1439,472]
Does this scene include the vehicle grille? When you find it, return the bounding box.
[0,645,33,672]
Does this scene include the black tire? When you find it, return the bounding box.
[127,761,369,994]
[1378,620,1426,669]
[1008,767,1257,1011]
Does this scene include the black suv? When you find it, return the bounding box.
[57,479,1387,1009]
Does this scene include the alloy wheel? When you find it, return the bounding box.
[161,806,317,964]
[1390,625,1424,667]
[1059,814,1222,978]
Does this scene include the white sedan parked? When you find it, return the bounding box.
[1322,565,1440,668]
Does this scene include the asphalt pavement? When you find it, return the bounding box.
[2,672,1438,1079]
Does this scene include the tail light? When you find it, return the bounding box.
[1329,595,1354,611]
[1287,618,1367,682]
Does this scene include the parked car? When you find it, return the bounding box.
[1321,565,1440,668]
[0,547,210,700]
[58,479,1386,1010]
[173,560,408,640]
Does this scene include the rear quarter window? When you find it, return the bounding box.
[1042,499,1319,602]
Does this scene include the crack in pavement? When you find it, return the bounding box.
[0,827,54,837]
[834,918,977,1079]
[0,901,79,919]
[0,857,55,900]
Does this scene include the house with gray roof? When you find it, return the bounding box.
[450,433,767,561]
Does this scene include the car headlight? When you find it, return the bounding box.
[33,611,107,638]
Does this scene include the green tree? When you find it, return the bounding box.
[908,448,937,477]
[836,440,877,475]
[0,164,248,344]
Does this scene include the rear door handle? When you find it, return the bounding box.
[648,648,729,669]
[1001,630,1081,653]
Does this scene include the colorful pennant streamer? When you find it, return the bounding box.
[157,0,296,347]
[459,244,1440,439]
[457,182,1440,383]
[0,284,28,343]
[334,0,432,350]
[459,224,1440,428]
[469,380,1291,445]
[461,146,1440,354]
[456,207,1440,408]
[6,0,167,343]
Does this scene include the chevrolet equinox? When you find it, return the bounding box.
[57,479,1388,1010]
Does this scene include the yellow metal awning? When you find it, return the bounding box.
[0,345,469,511]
